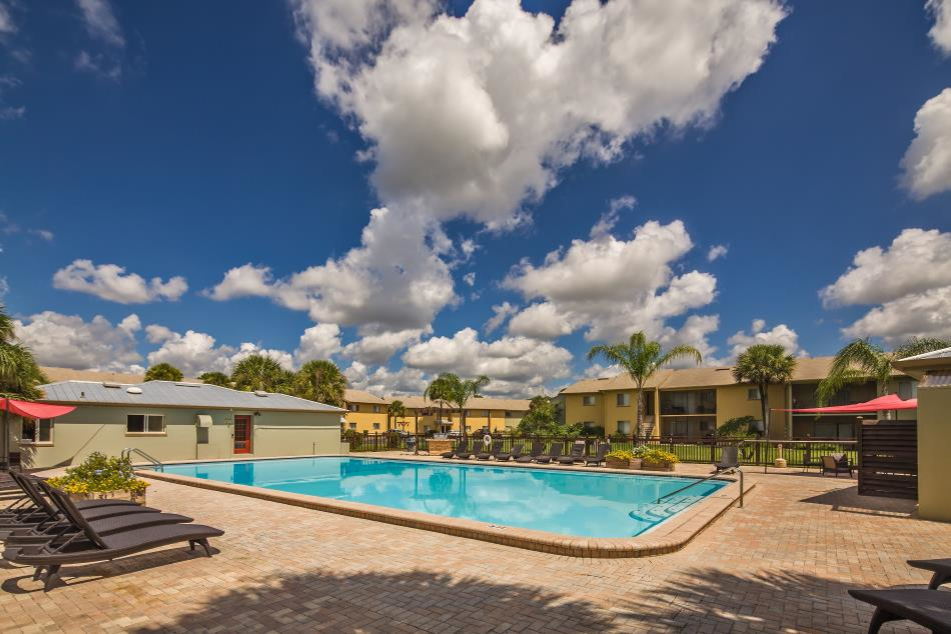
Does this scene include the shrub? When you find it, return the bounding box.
[605,450,633,461]
[717,415,761,438]
[630,445,651,458]
[640,448,679,464]
[47,452,149,497]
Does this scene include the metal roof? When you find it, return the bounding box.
[898,347,951,362]
[40,380,346,412]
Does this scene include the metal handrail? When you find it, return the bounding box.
[656,466,743,507]
[121,447,164,472]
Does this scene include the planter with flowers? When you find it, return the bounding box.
[46,452,150,505]
[604,450,633,469]
[639,448,679,472]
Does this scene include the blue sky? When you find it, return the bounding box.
[2,0,951,397]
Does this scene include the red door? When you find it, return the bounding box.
[234,415,253,454]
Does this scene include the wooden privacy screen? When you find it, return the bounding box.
[858,420,917,499]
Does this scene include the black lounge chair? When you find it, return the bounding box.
[583,444,611,466]
[908,558,951,590]
[476,440,504,461]
[822,454,853,478]
[455,442,479,460]
[441,440,468,459]
[535,444,563,464]
[713,446,740,473]
[496,443,523,462]
[557,441,586,465]
[848,588,951,633]
[4,510,194,546]
[3,485,224,591]
[516,442,544,463]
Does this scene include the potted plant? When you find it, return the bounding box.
[629,445,651,470]
[640,448,679,472]
[46,452,150,504]
[604,449,633,469]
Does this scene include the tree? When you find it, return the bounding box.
[732,344,796,453]
[293,360,347,407]
[231,354,289,392]
[199,372,231,387]
[423,374,454,434]
[817,337,949,418]
[516,396,563,435]
[588,331,702,439]
[0,305,47,399]
[144,363,184,382]
[425,373,490,440]
[388,400,407,432]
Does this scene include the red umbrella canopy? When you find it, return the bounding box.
[773,393,917,413]
[1,398,76,418]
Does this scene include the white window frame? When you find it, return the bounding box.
[372,405,381,413]
[617,420,631,435]
[616,393,631,407]
[21,418,54,445]
[747,388,761,401]
[126,413,166,435]
[348,403,360,412]
[372,422,381,430]
[582,395,596,406]
[349,422,357,430]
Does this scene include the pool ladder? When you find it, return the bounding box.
[628,467,744,522]
[121,447,164,472]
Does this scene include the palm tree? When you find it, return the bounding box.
[198,371,231,387]
[431,373,490,441]
[732,344,796,450]
[588,331,702,439]
[144,363,184,382]
[423,374,453,435]
[231,354,288,392]
[817,337,949,418]
[293,360,347,407]
[0,305,47,400]
[388,400,406,432]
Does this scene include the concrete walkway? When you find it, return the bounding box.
[0,463,946,633]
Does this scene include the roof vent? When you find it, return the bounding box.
[126,387,143,395]
[103,382,122,389]
[254,390,269,397]
[175,382,201,388]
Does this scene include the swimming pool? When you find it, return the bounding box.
[158,457,726,538]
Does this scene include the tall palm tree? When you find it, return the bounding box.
[230,354,288,392]
[817,337,949,418]
[437,373,491,441]
[388,400,406,432]
[293,360,347,407]
[732,344,796,450]
[423,374,453,435]
[198,371,231,387]
[588,331,702,439]
[144,363,184,382]
[0,305,47,400]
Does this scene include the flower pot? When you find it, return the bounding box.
[68,490,146,506]
[605,457,630,469]
[641,460,675,472]
[628,458,643,470]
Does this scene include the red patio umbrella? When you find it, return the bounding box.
[772,393,917,414]
[1,398,76,469]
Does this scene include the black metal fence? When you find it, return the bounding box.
[342,433,858,468]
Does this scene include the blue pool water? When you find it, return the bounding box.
[159,457,726,538]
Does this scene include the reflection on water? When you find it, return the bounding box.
[162,457,725,538]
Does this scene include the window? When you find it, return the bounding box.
[372,405,381,413]
[372,422,381,430]
[349,422,357,430]
[484,410,490,417]
[127,414,165,434]
[348,403,360,412]
[616,393,631,407]
[505,411,513,417]
[582,395,596,406]
[617,420,631,435]
[748,388,761,401]
[898,381,915,400]
[660,390,716,415]
[22,418,53,444]
[700,419,717,435]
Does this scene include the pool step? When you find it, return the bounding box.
[627,495,703,523]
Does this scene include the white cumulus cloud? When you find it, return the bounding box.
[341,327,427,365]
[145,324,296,376]
[53,259,188,304]
[927,0,951,54]
[726,319,806,359]
[900,88,951,200]
[295,323,343,363]
[707,244,729,262]
[16,311,143,372]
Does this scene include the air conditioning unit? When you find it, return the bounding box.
[196,414,213,428]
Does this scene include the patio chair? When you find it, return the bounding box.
[515,442,545,463]
[535,443,563,464]
[441,440,468,459]
[476,440,504,461]
[496,443,523,462]
[583,444,611,466]
[802,446,821,472]
[821,455,853,478]
[557,441,586,465]
[455,442,479,460]
[3,485,224,591]
[713,446,740,473]
[848,588,951,633]
[907,558,951,590]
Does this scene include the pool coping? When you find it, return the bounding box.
[137,454,755,558]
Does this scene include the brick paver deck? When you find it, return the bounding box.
[1,462,947,633]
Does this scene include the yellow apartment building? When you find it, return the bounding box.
[342,389,391,433]
[559,356,917,440]
[390,395,530,435]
